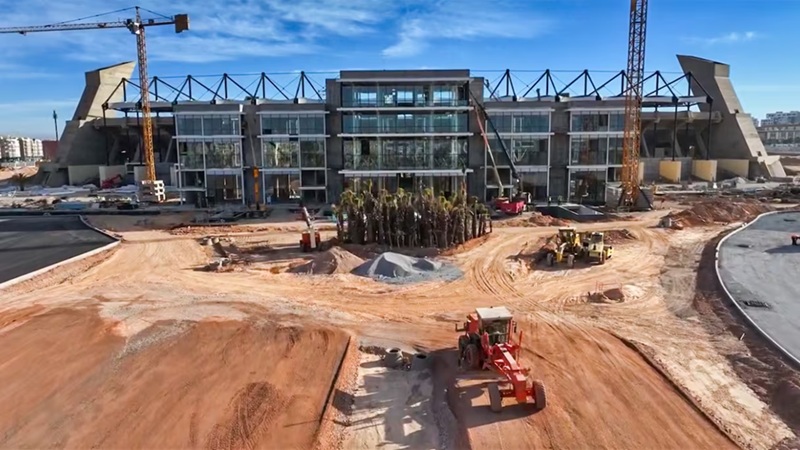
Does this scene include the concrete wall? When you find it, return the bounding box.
[68,165,100,185]
[677,55,784,178]
[56,62,136,168]
[659,160,682,183]
[692,160,717,181]
[717,159,750,178]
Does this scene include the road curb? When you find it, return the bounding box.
[715,210,800,368]
[0,217,121,291]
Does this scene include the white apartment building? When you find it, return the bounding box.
[0,136,44,161]
[762,111,800,126]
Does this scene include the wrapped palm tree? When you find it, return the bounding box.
[335,182,491,249]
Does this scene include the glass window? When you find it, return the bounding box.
[176,115,202,136]
[608,137,624,164]
[433,86,455,106]
[178,141,205,169]
[571,113,610,132]
[262,140,299,168]
[570,136,608,165]
[570,171,606,204]
[610,113,625,132]
[202,115,240,136]
[298,115,324,134]
[488,113,512,133]
[299,140,325,167]
[512,138,549,165]
[513,113,550,133]
[205,140,242,168]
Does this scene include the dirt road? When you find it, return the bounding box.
[0,211,794,449]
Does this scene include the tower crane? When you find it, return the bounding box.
[619,0,650,209]
[0,7,189,202]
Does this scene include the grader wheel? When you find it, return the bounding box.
[533,380,547,410]
[464,344,480,370]
[488,382,503,413]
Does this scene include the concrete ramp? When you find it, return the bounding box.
[677,55,785,179]
[537,204,607,222]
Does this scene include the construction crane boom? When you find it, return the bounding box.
[619,0,648,208]
[0,7,189,198]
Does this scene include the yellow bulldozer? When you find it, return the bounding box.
[545,227,583,268]
[582,231,613,264]
[544,227,613,268]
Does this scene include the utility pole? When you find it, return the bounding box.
[52,110,59,141]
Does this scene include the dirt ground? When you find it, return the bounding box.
[0,201,798,449]
[0,306,349,449]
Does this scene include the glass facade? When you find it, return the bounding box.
[260,138,325,169]
[570,136,608,165]
[343,137,467,170]
[341,84,469,107]
[177,139,242,169]
[488,138,548,166]
[519,172,548,201]
[342,112,468,134]
[175,114,241,136]
[487,112,550,133]
[571,111,625,132]
[260,114,324,135]
[569,170,606,204]
[608,137,624,165]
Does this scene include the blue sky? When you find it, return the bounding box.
[0,0,797,139]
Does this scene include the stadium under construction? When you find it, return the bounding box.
[38,54,785,206]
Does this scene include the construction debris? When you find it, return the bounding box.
[352,252,462,283]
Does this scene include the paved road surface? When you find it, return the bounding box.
[0,216,115,284]
[718,212,800,362]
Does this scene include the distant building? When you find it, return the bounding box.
[0,136,43,161]
[0,136,21,160]
[762,111,800,126]
[752,117,759,128]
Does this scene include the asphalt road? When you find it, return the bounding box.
[0,216,115,284]
[718,212,800,362]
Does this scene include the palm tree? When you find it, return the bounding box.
[10,173,31,191]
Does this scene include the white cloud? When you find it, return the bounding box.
[684,31,759,46]
[0,0,392,64]
[382,0,552,58]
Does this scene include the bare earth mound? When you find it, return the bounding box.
[290,247,364,274]
[0,307,349,449]
[495,211,570,227]
[668,199,773,227]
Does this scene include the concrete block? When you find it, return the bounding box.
[67,165,100,185]
[659,160,682,183]
[133,166,148,184]
[717,159,749,178]
[691,160,717,182]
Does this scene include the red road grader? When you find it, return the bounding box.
[456,306,547,412]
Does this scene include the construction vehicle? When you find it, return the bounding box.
[456,306,547,412]
[545,227,583,268]
[0,7,189,203]
[299,203,321,252]
[470,93,527,216]
[582,231,613,264]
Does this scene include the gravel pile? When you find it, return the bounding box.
[352,252,462,284]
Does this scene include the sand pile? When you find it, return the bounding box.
[290,247,364,275]
[667,199,772,227]
[352,252,462,283]
[602,229,636,244]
